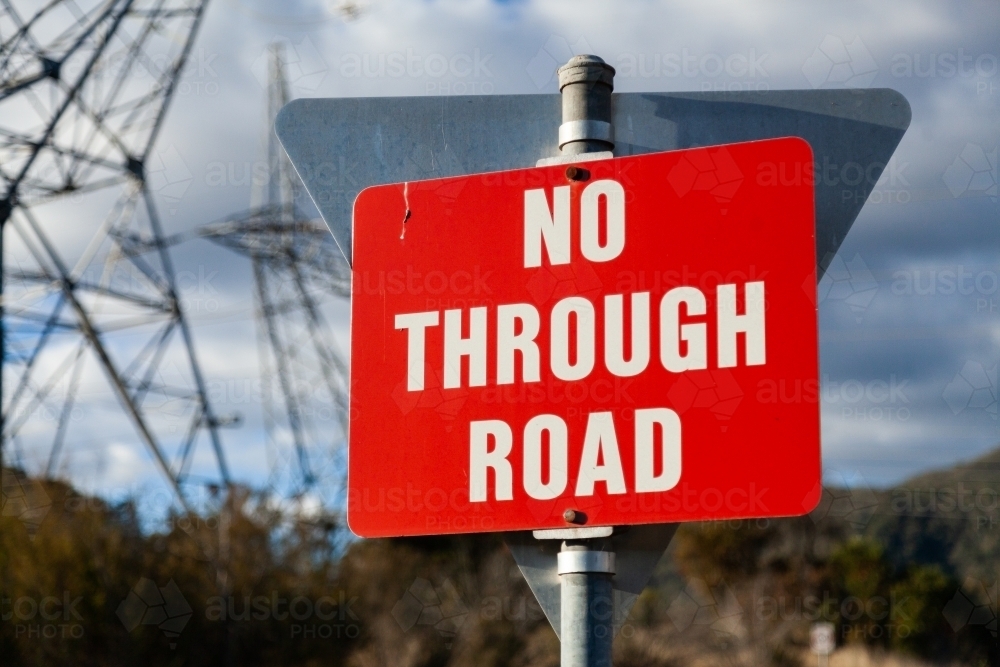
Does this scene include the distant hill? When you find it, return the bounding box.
[865,445,1000,584]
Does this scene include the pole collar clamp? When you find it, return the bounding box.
[558,120,614,148]
[557,550,616,575]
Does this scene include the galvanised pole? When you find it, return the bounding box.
[559,544,616,667]
[555,54,617,667]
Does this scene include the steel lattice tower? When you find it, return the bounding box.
[0,0,230,511]
[194,42,350,500]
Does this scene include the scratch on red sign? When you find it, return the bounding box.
[400,181,411,239]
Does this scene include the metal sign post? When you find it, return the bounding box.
[548,55,619,667]
[560,544,615,667]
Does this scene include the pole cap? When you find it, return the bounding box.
[557,54,615,91]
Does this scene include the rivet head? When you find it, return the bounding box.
[563,509,580,523]
[565,166,590,181]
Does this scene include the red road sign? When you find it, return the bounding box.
[348,137,821,538]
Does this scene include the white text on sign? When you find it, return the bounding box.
[391,180,767,502]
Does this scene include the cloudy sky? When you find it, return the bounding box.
[6,0,1000,511]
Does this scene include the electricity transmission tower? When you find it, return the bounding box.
[194,42,350,501]
[0,0,230,510]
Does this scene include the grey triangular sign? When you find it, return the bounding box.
[504,524,678,639]
[276,88,910,272]
[276,85,910,639]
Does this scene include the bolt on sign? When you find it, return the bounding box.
[348,137,821,538]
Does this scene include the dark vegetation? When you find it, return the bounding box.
[4,448,1000,666]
